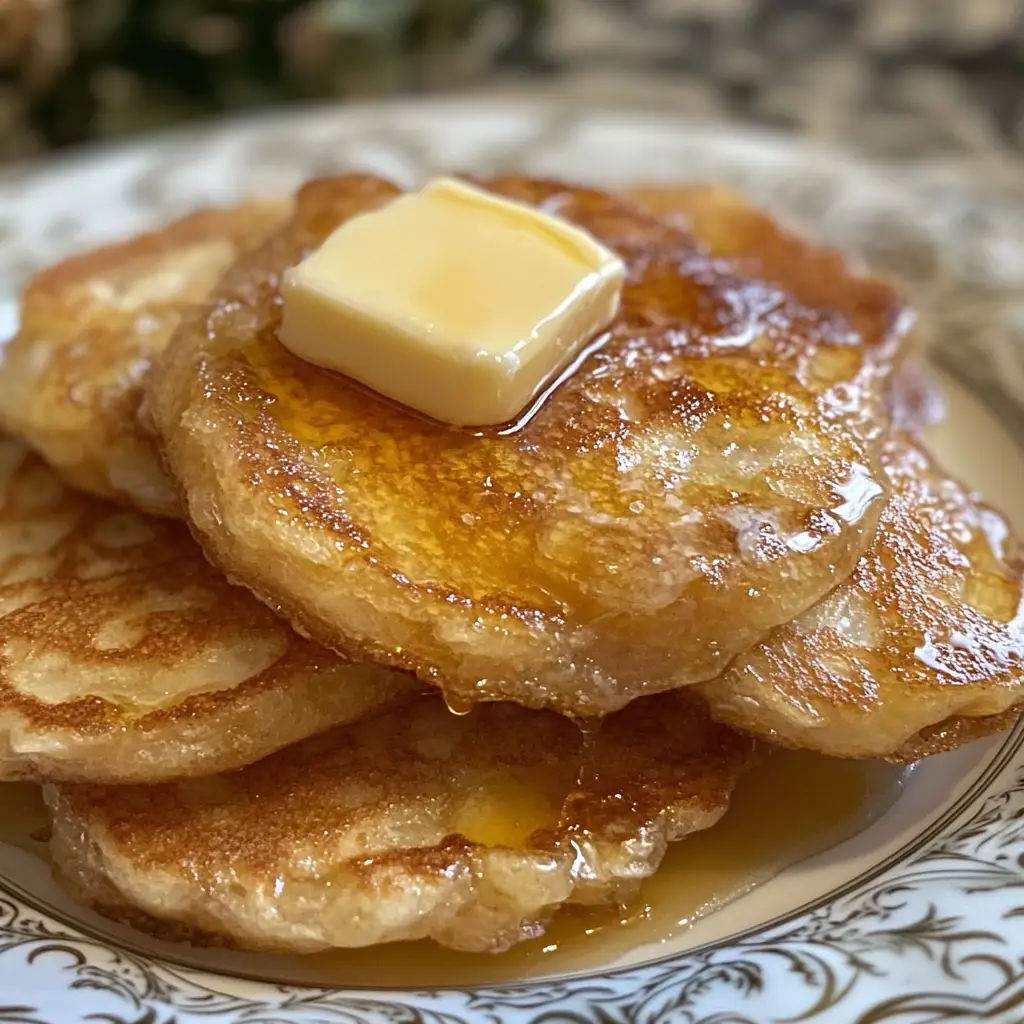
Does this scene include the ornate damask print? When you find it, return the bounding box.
[1,106,1024,1023]
[504,0,1024,192]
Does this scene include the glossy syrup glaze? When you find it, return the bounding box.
[47,692,752,955]
[272,749,907,987]
[698,436,1024,757]
[147,176,912,717]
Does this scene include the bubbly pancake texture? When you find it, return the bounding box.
[0,201,288,517]
[628,186,945,438]
[0,439,416,784]
[48,690,752,954]
[146,175,910,716]
[697,437,1024,758]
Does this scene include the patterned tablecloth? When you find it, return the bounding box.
[492,0,1024,194]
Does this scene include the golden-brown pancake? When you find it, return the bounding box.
[888,708,1022,763]
[626,185,946,440]
[696,436,1024,758]
[0,439,416,784]
[628,184,945,438]
[145,175,910,716]
[0,200,289,517]
[47,690,751,953]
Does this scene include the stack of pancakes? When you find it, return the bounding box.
[0,175,1020,955]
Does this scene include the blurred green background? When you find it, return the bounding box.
[2,1,1022,177]
[0,0,546,160]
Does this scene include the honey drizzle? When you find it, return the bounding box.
[484,329,613,437]
[298,325,612,442]
[562,710,603,874]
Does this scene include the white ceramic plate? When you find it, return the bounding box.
[1,99,1023,1023]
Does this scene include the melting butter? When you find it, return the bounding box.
[279,177,624,426]
[453,777,562,848]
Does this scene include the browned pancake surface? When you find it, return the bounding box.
[697,437,1024,757]
[890,708,1021,762]
[48,690,752,953]
[0,201,288,516]
[0,439,416,783]
[146,175,910,716]
[627,185,944,438]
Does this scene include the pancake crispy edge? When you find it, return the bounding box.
[0,438,418,784]
[0,200,289,517]
[47,690,753,954]
[145,174,911,716]
[888,708,1022,763]
[626,184,946,439]
[696,436,1024,758]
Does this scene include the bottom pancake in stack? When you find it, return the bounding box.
[49,691,750,953]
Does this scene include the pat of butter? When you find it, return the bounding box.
[279,177,625,426]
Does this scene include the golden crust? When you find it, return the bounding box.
[697,436,1024,757]
[0,439,417,783]
[146,175,911,716]
[888,708,1022,762]
[628,186,943,438]
[48,690,752,953]
[0,200,289,517]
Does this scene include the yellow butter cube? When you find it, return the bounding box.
[278,177,625,426]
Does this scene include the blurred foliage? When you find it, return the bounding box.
[0,0,548,159]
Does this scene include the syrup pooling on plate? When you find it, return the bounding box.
[147,176,911,716]
[0,749,906,987]
[0,783,49,856]
[277,749,908,986]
